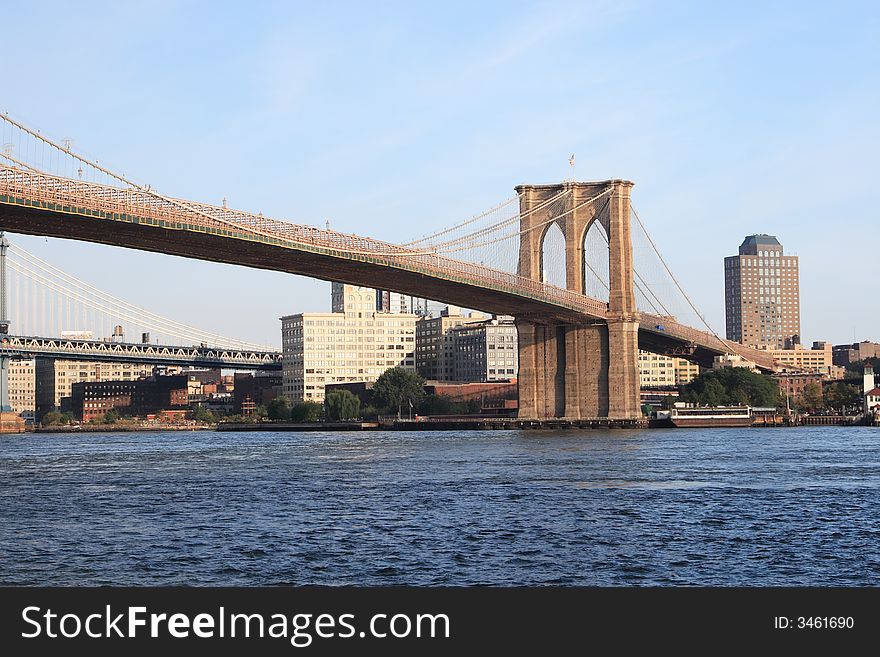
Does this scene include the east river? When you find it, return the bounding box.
[1,427,878,585]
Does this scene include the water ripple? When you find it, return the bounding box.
[1,427,879,585]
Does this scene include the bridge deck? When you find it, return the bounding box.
[0,167,777,370]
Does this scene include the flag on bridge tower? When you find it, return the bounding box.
[569,154,575,167]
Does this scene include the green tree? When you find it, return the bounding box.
[290,401,323,422]
[682,367,779,408]
[267,396,291,421]
[360,404,380,421]
[104,409,120,424]
[41,411,63,426]
[42,411,76,426]
[192,406,217,423]
[701,378,726,406]
[373,367,425,417]
[325,390,361,421]
[252,404,268,421]
[846,357,880,378]
[824,382,860,412]
[797,382,823,413]
[418,394,452,415]
[417,395,482,416]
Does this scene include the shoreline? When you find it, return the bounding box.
[8,415,871,435]
[28,425,213,434]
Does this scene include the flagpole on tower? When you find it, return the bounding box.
[568,154,575,181]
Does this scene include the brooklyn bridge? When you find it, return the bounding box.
[0,112,777,420]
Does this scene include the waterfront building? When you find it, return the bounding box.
[415,306,487,381]
[70,375,188,422]
[233,371,282,413]
[712,354,758,371]
[422,380,518,411]
[35,359,153,419]
[281,284,417,404]
[865,388,880,413]
[674,358,701,385]
[8,358,35,423]
[863,366,880,413]
[864,365,876,394]
[724,234,800,349]
[773,372,823,401]
[638,353,701,387]
[765,340,834,376]
[638,351,676,387]
[449,316,518,382]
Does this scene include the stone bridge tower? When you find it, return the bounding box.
[514,180,640,419]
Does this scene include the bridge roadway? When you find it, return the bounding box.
[0,166,776,371]
[0,335,282,370]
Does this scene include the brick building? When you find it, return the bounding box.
[773,372,822,401]
[234,371,282,413]
[69,375,188,421]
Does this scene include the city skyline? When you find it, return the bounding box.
[2,1,877,346]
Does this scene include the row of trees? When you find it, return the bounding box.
[680,368,779,407]
[253,368,480,423]
[39,368,440,426]
[846,356,880,378]
[41,408,176,426]
[259,367,427,422]
[42,409,123,425]
[679,367,862,413]
[792,381,861,413]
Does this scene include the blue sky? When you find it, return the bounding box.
[2,0,878,346]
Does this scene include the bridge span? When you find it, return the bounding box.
[0,170,772,366]
[0,113,778,419]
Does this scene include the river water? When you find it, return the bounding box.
[1,427,878,586]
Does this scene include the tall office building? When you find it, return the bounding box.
[724,234,800,349]
[281,284,417,404]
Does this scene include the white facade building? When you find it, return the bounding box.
[281,284,417,404]
[9,358,36,422]
[638,351,676,387]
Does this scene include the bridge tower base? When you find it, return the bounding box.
[517,320,640,420]
[515,180,641,420]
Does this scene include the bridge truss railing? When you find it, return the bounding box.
[640,313,777,369]
[1,166,783,370]
[0,335,281,367]
[0,166,609,319]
